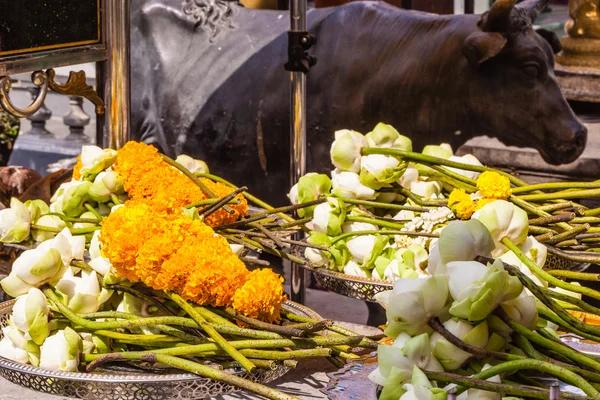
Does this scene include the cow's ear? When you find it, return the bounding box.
[536,28,561,54]
[462,31,507,67]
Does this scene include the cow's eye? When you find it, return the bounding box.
[522,62,541,78]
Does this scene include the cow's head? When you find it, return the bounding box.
[462,0,586,165]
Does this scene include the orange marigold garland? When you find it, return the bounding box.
[112,141,247,226]
[72,155,83,181]
[99,202,284,322]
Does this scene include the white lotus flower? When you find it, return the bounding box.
[0,198,31,243]
[0,335,28,364]
[430,319,489,371]
[343,260,371,278]
[311,198,345,236]
[305,247,329,267]
[365,123,412,151]
[347,234,388,268]
[39,327,82,372]
[422,144,453,159]
[472,200,529,256]
[369,333,443,390]
[410,181,442,199]
[446,154,483,181]
[460,364,501,400]
[80,145,117,179]
[360,154,404,190]
[37,228,85,265]
[331,169,376,200]
[501,292,538,330]
[55,269,109,314]
[398,164,419,189]
[330,130,367,173]
[32,215,67,242]
[499,236,547,288]
[175,154,209,174]
[397,366,448,400]
[288,173,332,217]
[12,288,50,345]
[375,275,449,337]
[447,259,523,322]
[0,247,65,297]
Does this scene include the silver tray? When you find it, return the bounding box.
[0,299,322,400]
[300,251,589,303]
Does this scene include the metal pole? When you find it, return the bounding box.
[289,0,308,304]
[97,0,131,149]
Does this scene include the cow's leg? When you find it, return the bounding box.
[366,302,386,327]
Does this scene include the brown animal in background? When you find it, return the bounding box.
[19,169,72,205]
[0,167,42,208]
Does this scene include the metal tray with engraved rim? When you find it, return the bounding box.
[0,299,322,400]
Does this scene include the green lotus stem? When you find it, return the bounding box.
[572,217,600,224]
[198,307,238,327]
[84,203,103,220]
[249,221,285,248]
[161,155,235,214]
[503,262,600,338]
[397,187,447,207]
[279,311,378,348]
[361,147,526,186]
[331,348,360,360]
[512,182,600,194]
[93,330,181,343]
[194,172,296,223]
[529,213,576,226]
[556,239,580,248]
[199,186,247,219]
[239,198,326,221]
[547,270,600,281]
[510,196,573,231]
[546,245,600,263]
[186,198,241,208]
[472,359,600,398]
[219,359,280,371]
[44,212,100,224]
[518,188,600,202]
[237,348,331,360]
[528,226,559,236]
[110,194,122,205]
[238,236,308,265]
[540,202,575,212]
[88,352,299,400]
[423,370,564,400]
[106,284,174,316]
[168,292,256,372]
[427,170,477,193]
[501,237,600,301]
[547,289,600,315]
[512,334,545,361]
[84,335,363,362]
[536,233,554,243]
[330,230,438,245]
[270,217,311,230]
[340,198,430,212]
[585,207,600,217]
[222,307,306,337]
[537,307,600,343]
[546,224,590,245]
[345,215,406,230]
[495,309,600,372]
[514,373,546,388]
[32,224,100,234]
[430,165,478,187]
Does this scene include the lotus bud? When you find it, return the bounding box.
[25,199,49,223]
[32,215,67,242]
[446,154,483,181]
[375,275,449,337]
[88,179,111,203]
[0,335,29,364]
[79,145,117,180]
[342,207,379,233]
[331,169,376,200]
[3,324,40,366]
[288,173,332,217]
[365,123,413,151]
[472,200,529,256]
[12,288,50,345]
[368,332,443,391]
[347,234,388,269]
[360,154,405,190]
[175,154,210,174]
[1,248,64,297]
[399,244,429,272]
[39,327,82,372]
[372,256,392,281]
[101,170,126,194]
[37,228,85,265]
[343,260,372,278]
[432,219,495,275]
[55,269,107,313]
[376,192,401,203]
[501,292,538,330]
[410,181,442,199]
[499,236,547,288]
[463,364,501,400]
[61,181,93,217]
[397,366,448,400]
[73,211,100,230]
[423,144,453,159]
[305,232,350,271]
[79,332,96,355]
[330,129,367,173]
[447,259,523,322]
[398,164,419,189]
[430,319,489,371]
[0,198,31,243]
[311,197,346,236]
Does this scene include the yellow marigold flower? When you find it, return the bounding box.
[476,171,511,200]
[232,269,287,324]
[112,141,247,227]
[476,198,497,210]
[448,189,476,220]
[72,155,83,181]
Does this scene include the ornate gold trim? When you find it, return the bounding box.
[0,71,49,118]
[47,69,105,115]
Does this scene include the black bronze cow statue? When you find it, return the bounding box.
[131,0,587,205]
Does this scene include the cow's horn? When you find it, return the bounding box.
[481,0,517,32]
[515,0,550,22]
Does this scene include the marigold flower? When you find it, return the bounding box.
[476,198,497,210]
[112,142,247,226]
[72,156,83,181]
[232,269,287,324]
[476,171,511,200]
[448,189,476,220]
